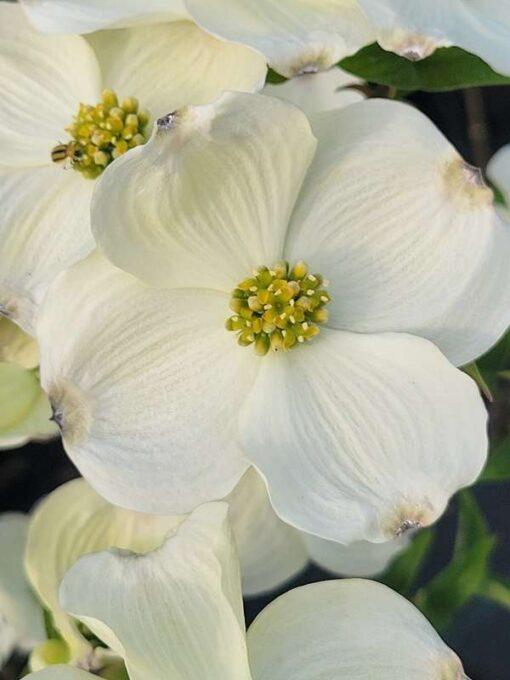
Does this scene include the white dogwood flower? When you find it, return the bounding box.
[0,514,45,665]
[0,3,266,334]
[36,93,509,544]
[20,0,189,34]
[357,0,510,72]
[0,319,56,450]
[184,0,374,77]
[25,503,468,680]
[23,473,407,668]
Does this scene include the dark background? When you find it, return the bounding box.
[1,87,510,679]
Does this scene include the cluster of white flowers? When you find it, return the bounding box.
[2,1,510,678]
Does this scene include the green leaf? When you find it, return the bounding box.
[462,362,494,402]
[339,44,510,92]
[265,68,287,84]
[479,437,510,482]
[478,329,510,373]
[479,577,510,610]
[414,491,496,631]
[381,529,434,596]
[454,491,490,553]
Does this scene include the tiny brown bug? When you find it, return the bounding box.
[51,141,83,165]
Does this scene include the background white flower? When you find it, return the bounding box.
[25,503,468,679]
[35,93,503,545]
[19,0,189,33]
[0,514,45,666]
[262,67,364,116]
[184,0,374,77]
[0,3,266,334]
[357,0,510,72]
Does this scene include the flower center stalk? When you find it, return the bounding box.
[226,261,331,356]
[51,89,149,179]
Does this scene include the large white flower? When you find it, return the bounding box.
[0,318,57,450]
[0,3,266,335]
[184,0,374,77]
[20,0,189,34]
[23,473,407,668]
[25,503,468,680]
[36,93,507,544]
[356,0,510,71]
[0,514,45,665]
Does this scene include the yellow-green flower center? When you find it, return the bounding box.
[226,261,331,356]
[51,89,149,179]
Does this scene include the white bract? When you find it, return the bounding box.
[23,472,406,668]
[36,92,509,544]
[0,514,45,665]
[20,0,189,34]
[184,0,374,77]
[0,3,266,335]
[262,67,364,116]
[25,503,468,680]
[357,0,510,71]
[0,318,57,449]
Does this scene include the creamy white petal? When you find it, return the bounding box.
[20,0,188,34]
[0,165,95,334]
[0,318,39,369]
[227,468,308,597]
[60,503,252,680]
[88,22,267,121]
[286,99,510,366]
[262,67,363,116]
[93,92,315,291]
[185,0,373,77]
[0,4,101,167]
[37,252,258,514]
[303,533,408,577]
[0,363,57,451]
[247,579,465,679]
[0,515,45,659]
[25,667,96,680]
[358,0,510,75]
[25,478,183,661]
[241,329,487,543]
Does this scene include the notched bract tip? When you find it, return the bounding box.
[378,29,449,62]
[443,157,494,209]
[157,111,178,131]
[395,518,422,536]
[47,380,92,447]
[381,498,437,539]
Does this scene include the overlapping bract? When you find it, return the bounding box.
[0,3,266,336]
[24,504,467,679]
[19,472,407,667]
